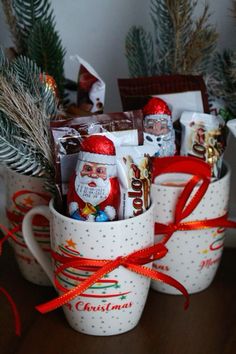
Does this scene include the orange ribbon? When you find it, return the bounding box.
[152,157,236,243]
[155,214,236,244]
[36,242,189,314]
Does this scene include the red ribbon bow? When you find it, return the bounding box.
[36,242,189,314]
[152,157,236,243]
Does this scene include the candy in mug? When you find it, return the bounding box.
[142,97,176,157]
[116,145,156,219]
[22,200,156,336]
[151,158,231,295]
[180,111,226,179]
[67,135,120,222]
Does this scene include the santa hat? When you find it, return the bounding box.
[143,97,171,118]
[78,135,116,166]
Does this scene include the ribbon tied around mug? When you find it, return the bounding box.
[0,190,50,252]
[153,156,236,244]
[36,242,190,314]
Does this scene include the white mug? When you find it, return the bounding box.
[5,168,51,286]
[22,201,155,336]
[151,163,230,294]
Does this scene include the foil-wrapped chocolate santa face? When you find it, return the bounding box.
[142,97,176,157]
[67,135,120,222]
[80,162,107,181]
[75,160,110,206]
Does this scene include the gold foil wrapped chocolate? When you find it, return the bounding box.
[180,112,225,179]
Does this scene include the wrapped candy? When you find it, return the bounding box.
[67,135,120,222]
[66,56,106,117]
[142,97,176,157]
[180,111,226,179]
[116,145,156,219]
[50,110,143,212]
[74,56,106,114]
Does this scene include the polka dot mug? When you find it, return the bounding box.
[4,168,51,286]
[22,200,155,336]
[151,163,230,294]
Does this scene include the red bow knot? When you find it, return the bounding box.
[36,242,189,314]
[153,157,236,244]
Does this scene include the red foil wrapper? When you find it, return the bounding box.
[67,135,120,222]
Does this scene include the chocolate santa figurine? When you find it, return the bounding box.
[142,97,176,157]
[67,135,120,222]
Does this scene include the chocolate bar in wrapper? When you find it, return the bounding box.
[116,145,156,219]
[50,110,144,213]
[180,112,226,179]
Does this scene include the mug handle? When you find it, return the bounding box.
[22,205,54,284]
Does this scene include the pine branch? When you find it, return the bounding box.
[27,19,66,99]
[0,49,58,118]
[181,3,218,74]
[12,55,58,117]
[125,26,154,77]
[12,0,54,50]
[1,0,23,53]
[5,0,66,100]
[150,0,175,74]
[207,50,236,116]
[0,47,10,72]
[125,0,218,76]
[0,113,50,176]
[165,0,195,72]
[0,73,54,168]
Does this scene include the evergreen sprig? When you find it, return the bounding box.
[126,26,154,77]
[125,0,218,77]
[150,0,175,74]
[0,49,56,181]
[27,19,66,99]
[0,113,50,176]
[2,0,66,100]
[207,50,236,117]
[12,0,54,50]
[0,50,58,119]
[12,55,58,117]
[206,1,236,119]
